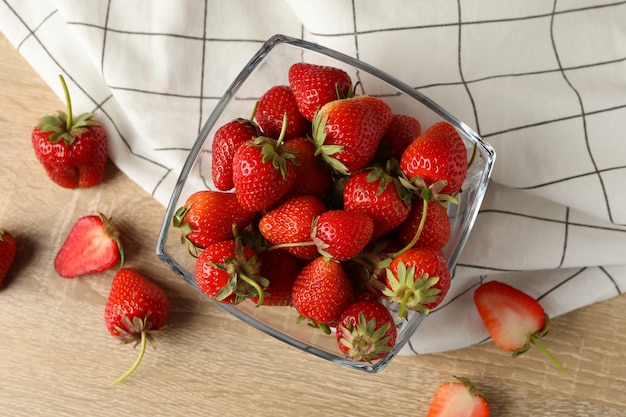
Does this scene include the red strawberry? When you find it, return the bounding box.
[255,85,310,139]
[283,137,332,196]
[32,74,107,189]
[173,190,258,254]
[250,249,305,306]
[258,195,327,260]
[211,118,261,191]
[195,239,267,305]
[474,280,566,373]
[336,299,397,363]
[427,377,490,417]
[291,256,354,331]
[384,247,451,318]
[343,167,411,240]
[312,95,392,174]
[54,213,124,278]
[378,113,422,159]
[288,62,353,121]
[400,121,468,198]
[396,199,451,250]
[232,120,298,211]
[0,228,17,287]
[104,268,170,384]
[313,210,374,261]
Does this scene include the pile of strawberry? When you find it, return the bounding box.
[174,62,470,363]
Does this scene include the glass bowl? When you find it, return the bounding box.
[156,34,496,373]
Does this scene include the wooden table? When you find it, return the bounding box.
[1,33,625,417]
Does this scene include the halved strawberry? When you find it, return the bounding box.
[427,377,490,417]
[473,280,566,373]
[54,213,124,278]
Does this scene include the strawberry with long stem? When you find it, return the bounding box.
[104,268,170,385]
[32,75,108,188]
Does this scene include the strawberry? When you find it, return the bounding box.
[474,280,566,373]
[336,299,397,363]
[400,121,468,198]
[54,213,124,278]
[291,256,354,331]
[283,137,332,196]
[211,118,262,191]
[195,239,267,305]
[255,85,310,139]
[232,117,298,211]
[250,249,305,306]
[343,166,411,240]
[396,199,451,250]
[378,113,422,160]
[0,228,17,287]
[288,62,353,121]
[32,74,107,189]
[258,195,327,260]
[173,190,258,254]
[427,377,490,417]
[384,247,451,318]
[104,268,170,385]
[313,209,374,261]
[312,95,392,174]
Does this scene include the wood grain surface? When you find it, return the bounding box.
[1,33,625,417]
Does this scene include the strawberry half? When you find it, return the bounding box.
[104,268,170,385]
[32,75,108,189]
[54,213,124,278]
[474,280,566,373]
[427,377,490,417]
[0,228,17,287]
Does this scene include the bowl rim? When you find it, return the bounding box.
[156,33,496,373]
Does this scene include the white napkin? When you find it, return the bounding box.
[2,0,625,354]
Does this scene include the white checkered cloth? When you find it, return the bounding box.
[2,0,625,354]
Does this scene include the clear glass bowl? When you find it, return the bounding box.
[156,34,496,373]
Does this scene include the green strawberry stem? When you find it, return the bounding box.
[267,241,317,251]
[393,198,429,257]
[112,329,147,385]
[240,273,265,306]
[59,75,73,129]
[529,335,567,374]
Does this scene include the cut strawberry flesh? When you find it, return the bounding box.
[54,215,120,278]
